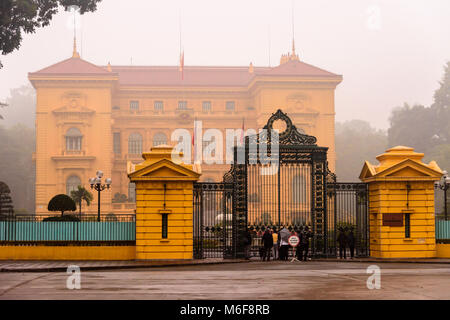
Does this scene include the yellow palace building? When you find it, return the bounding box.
[28,41,342,215]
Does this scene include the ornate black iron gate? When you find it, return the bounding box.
[327,180,369,257]
[193,109,369,259]
[193,182,233,258]
[223,109,329,258]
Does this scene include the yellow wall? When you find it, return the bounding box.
[254,84,337,170]
[31,83,114,214]
[436,244,450,258]
[134,182,194,260]
[0,246,135,260]
[367,181,436,258]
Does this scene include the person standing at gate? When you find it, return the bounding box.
[337,227,347,259]
[347,228,355,259]
[299,226,311,261]
[272,228,279,260]
[276,229,281,260]
[295,228,302,260]
[262,228,273,261]
[279,227,290,261]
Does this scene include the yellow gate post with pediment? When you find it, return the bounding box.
[360,146,442,258]
[128,145,200,260]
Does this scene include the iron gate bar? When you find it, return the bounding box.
[193,182,234,259]
[326,181,369,257]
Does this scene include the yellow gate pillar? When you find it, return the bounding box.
[128,145,200,260]
[359,146,442,258]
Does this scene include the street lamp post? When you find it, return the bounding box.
[89,170,112,222]
[434,170,450,221]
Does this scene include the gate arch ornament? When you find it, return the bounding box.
[263,109,317,146]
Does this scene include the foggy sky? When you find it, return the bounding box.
[0,0,449,129]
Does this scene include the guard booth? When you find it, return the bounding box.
[129,145,200,260]
[193,109,369,259]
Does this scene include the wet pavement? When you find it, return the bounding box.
[0,258,243,272]
[0,261,449,299]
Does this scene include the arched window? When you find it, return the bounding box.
[128,133,143,155]
[153,132,167,147]
[66,175,81,195]
[65,128,82,151]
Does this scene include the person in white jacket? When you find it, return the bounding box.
[278,227,290,260]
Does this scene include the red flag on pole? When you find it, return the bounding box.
[179,50,184,80]
[192,118,196,163]
[240,117,245,146]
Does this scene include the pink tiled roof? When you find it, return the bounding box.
[111,60,340,87]
[262,60,338,77]
[30,57,340,86]
[110,65,259,87]
[31,57,112,75]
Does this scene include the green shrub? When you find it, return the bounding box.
[47,194,76,216]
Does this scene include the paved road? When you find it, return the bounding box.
[0,261,449,299]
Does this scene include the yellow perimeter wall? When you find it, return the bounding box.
[436,244,450,258]
[2,244,447,260]
[0,246,135,260]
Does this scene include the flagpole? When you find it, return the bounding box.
[240,117,245,146]
[193,117,196,165]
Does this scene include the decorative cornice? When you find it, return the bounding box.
[52,105,96,115]
[28,76,118,89]
[117,87,249,97]
[51,155,96,161]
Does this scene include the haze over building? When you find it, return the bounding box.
[29,39,341,214]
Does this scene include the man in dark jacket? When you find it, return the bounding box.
[299,226,311,261]
[295,228,302,260]
[337,227,347,259]
[262,228,274,261]
[347,228,355,259]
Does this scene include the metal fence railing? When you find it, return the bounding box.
[436,219,450,240]
[0,214,136,246]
